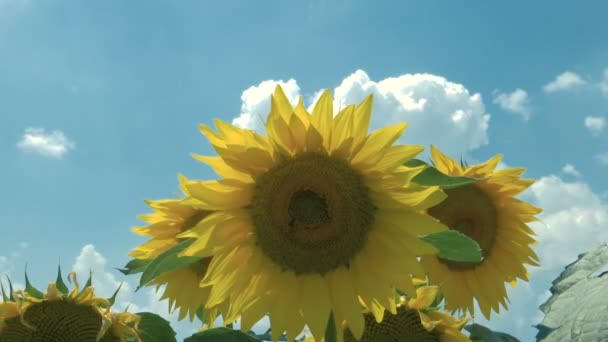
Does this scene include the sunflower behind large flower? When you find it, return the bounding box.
[173,86,449,341]
[342,283,471,342]
[128,177,222,323]
[420,145,541,319]
[0,272,140,342]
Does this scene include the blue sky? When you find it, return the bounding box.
[1,1,608,340]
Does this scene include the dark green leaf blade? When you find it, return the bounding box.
[418,230,482,263]
[134,312,177,342]
[117,258,153,276]
[137,239,203,291]
[184,327,261,342]
[404,159,479,189]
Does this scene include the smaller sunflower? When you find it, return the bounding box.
[129,175,222,323]
[420,145,542,319]
[0,271,140,342]
[341,281,470,342]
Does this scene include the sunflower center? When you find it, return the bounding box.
[288,190,330,228]
[0,301,104,342]
[250,152,376,275]
[344,307,441,342]
[427,184,498,270]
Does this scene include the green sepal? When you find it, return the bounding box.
[84,269,93,289]
[0,277,9,302]
[184,327,261,342]
[324,311,338,342]
[131,312,177,342]
[55,265,69,295]
[195,306,206,323]
[107,281,123,307]
[418,230,482,263]
[136,239,203,291]
[117,258,153,276]
[404,159,479,189]
[24,265,44,299]
[7,276,15,301]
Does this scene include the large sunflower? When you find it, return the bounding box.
[420,145,541,319]
[0,272,140,342]
[342,282,471,342]
[129,176,222,323]
[175,85,448,341]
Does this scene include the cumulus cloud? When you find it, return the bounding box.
[584,116,605,136]
[232,69,490,158]
[492,89,532,120]
[596,152,608,166]
[561,164,581,178]
[17,128,75,158]
[599,68,608,96]
[71,245,133,308]
[542,71,587,93]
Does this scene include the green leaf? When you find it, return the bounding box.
[137,239,203,291]
[418,230,482,263]
[324,311,338,342]
[117,258,153,275]
[55,265,69,295]
[195,306,205,322]
[24,265,44,299]
[536,242,608,341]
[135,312,177,342]
[464,323,521,342]
[404,159,478,189]
[403,158,429,168]
[184,327,261,342]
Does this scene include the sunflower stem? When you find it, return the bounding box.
[324,312,338,342]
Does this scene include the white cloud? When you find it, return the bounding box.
[561,164,581,178]
[596,152,608,166]
[542,71,587,93]
[584,116,605,136]
[599,68,608,96]
[71,245,133,307]
[492,89,531,120]
[232,69,490,158]
[17,127,75,158]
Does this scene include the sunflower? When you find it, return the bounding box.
[0,272,140,342]
[174,85,449,342]
[129,176,222,323]
[419,145,541,319]
[342,283,470,342]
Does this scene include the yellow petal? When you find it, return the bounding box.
[350,95,373,154]
[327,268,365,341]
[190,155,253,183]
[430,145,462,175]
[184,179,252,210]
[299,274,332,341]
[351,122,409,169]
[407,286,439,310]
[270,85,296,123]
[464,153,503,177]
[310,89,334,150]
